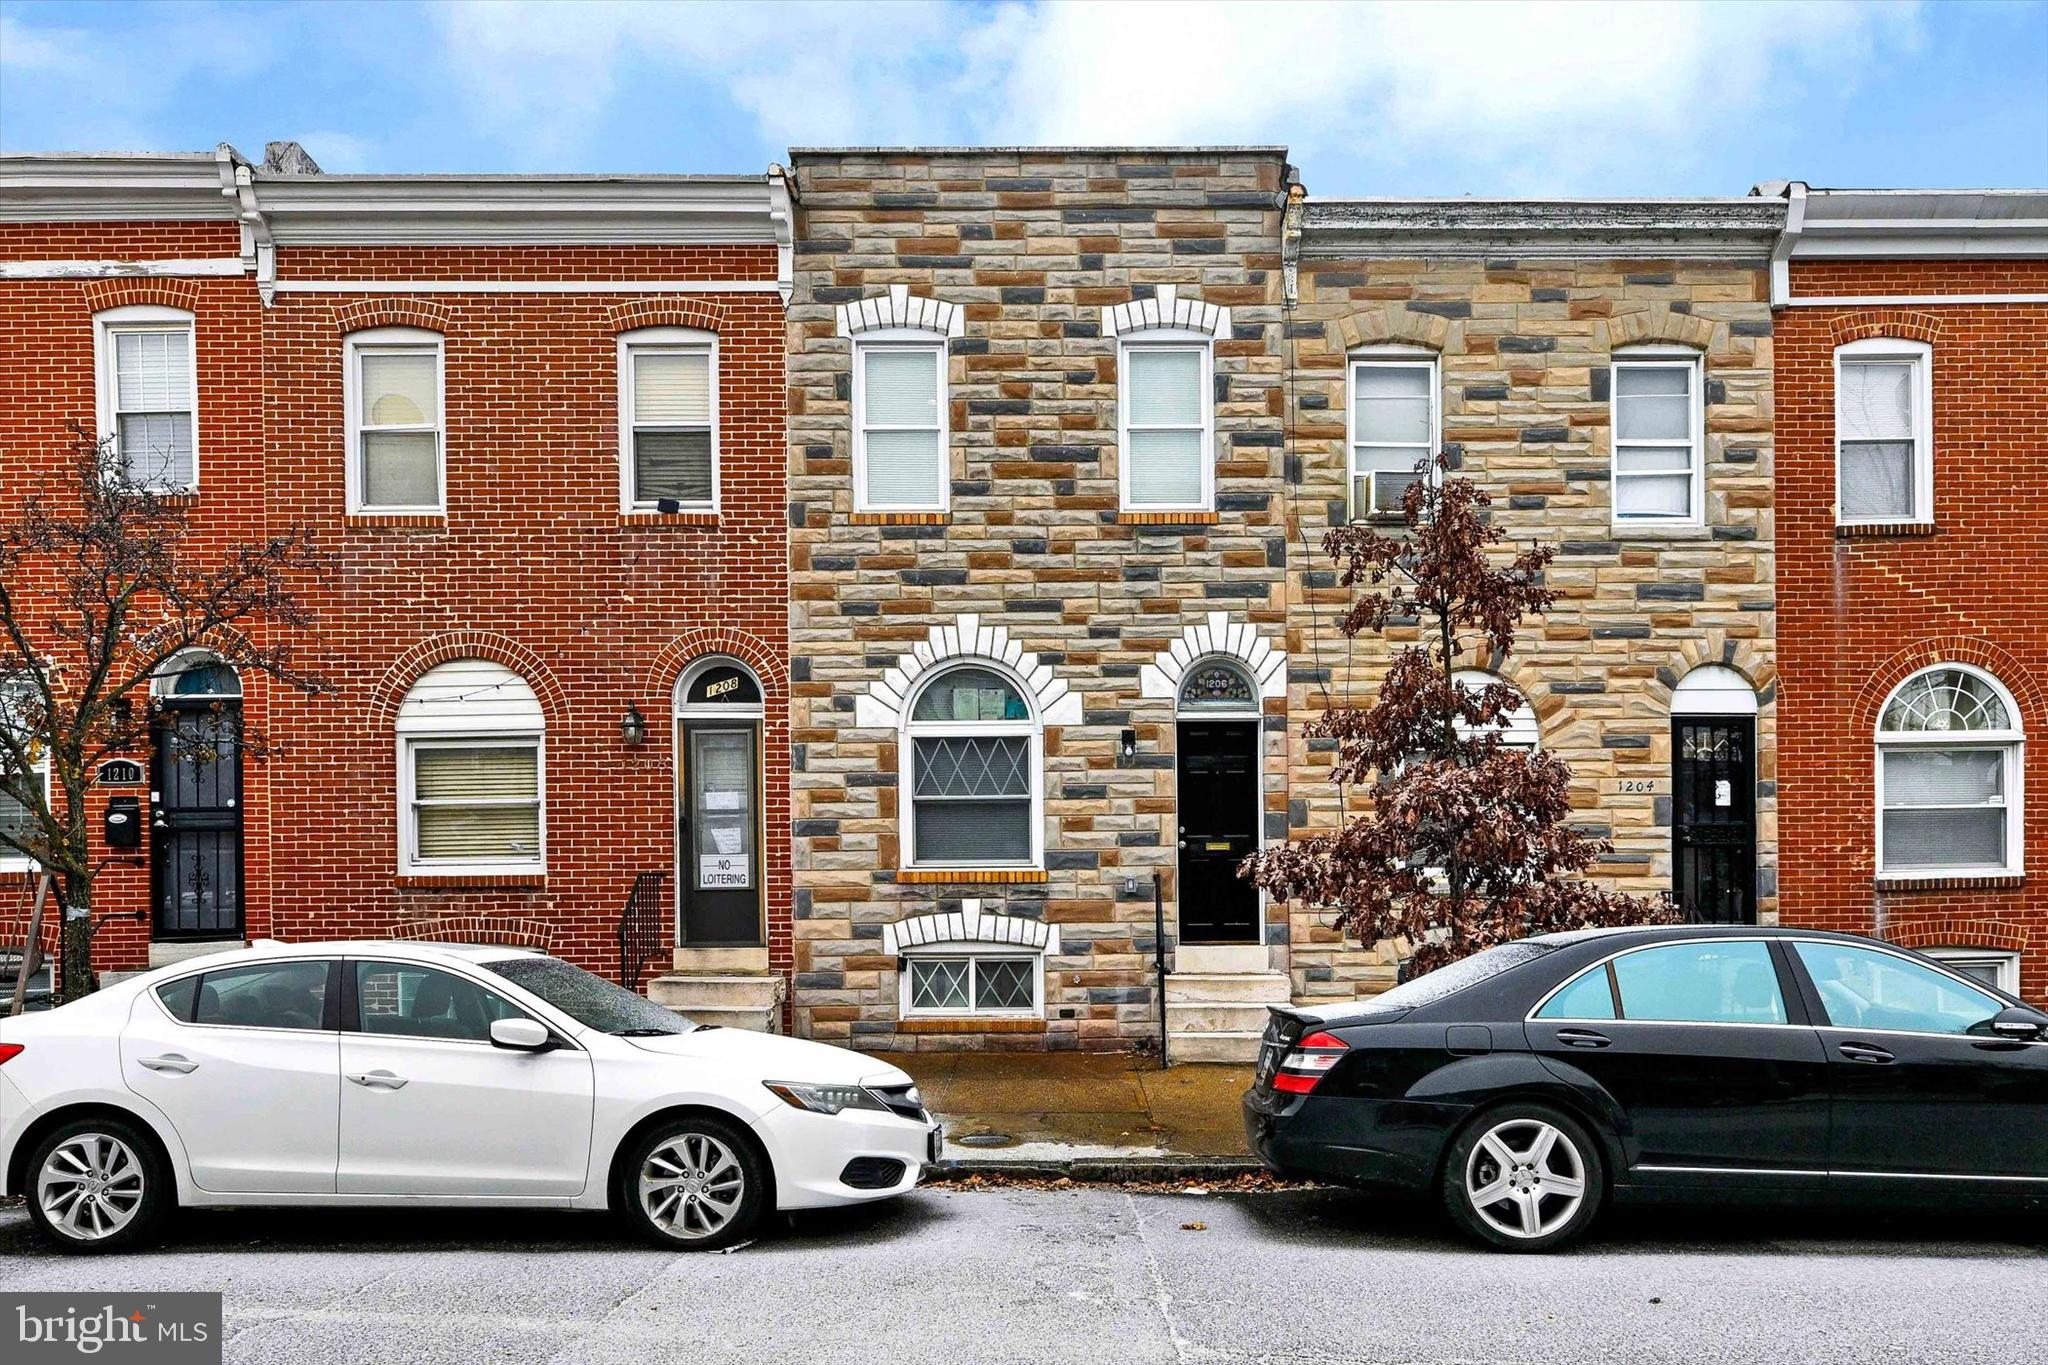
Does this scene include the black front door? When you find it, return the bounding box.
[1176,721,1259,944]
[678,721,762,946]
[151,700,244,941]
[1672,717,1756,924]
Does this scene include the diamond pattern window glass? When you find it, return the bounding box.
[904,955,1039,1015]
[905,665,1039,868]
[907,959,970,1011]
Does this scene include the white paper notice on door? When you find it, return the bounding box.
[1714,778,1732,808]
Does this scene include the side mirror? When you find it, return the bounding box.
[489,1017,553,1051]
[1988,1007,2048,1041]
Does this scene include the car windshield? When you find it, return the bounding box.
[1368,940,1557,1010]
[482,956,695,1035]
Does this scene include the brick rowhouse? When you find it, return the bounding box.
[1766,184,2048,1005]
[2,146,796,1023]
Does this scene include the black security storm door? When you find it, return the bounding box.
[1672,718,1757,925]
[151,698,244,941]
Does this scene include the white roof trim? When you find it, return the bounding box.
[1139,610,1287,703]
[856,611,1081,727]
[835,283,964,339]
[882,899,1058,955]
[1101,283,1230,339]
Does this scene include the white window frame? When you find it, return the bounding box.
[1346,347,1439,522]
[1834,337,1934,528]
[398,734,547,877]
[852,329,949,514]
[617,327,719,514]
[1117,329,1216,514]
[94,304,198,492]
[1922,946,2021,998]
[1450,670,1539,750]
[1609,346,1705,530]
[345,326,446,515]
[902,662,1043,871]
[0,678,49,874]
[898,947,1046,1019]
[1874,663,2024,880]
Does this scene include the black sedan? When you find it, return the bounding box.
[1244,925,2048,1251]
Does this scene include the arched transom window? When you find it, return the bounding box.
[1876,665,2023,878]
[1178,659,1258,714]
[905,665,1040,869]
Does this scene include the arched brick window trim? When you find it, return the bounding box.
[333,297,454,336]
[1885,919,2030,954]
[1327,304,1448,354]
[368,632,567,728]
[642,627,786,707]
[1461,644,1554,726]
[1827,310,1944,348]
[607,298,727,334]
[83,279,201,313]
[1853,637,2042,735]
[388,915,556,950]
[1606,306,1716,351]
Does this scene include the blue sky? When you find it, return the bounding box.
[3,0,2044,195]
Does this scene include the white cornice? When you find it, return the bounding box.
[1786,187,2048,259]
[0,152,237,222]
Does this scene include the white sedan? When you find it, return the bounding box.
[0,941,939,1253]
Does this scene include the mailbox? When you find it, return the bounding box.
[104,795,142,849]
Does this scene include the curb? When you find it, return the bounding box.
[929,1155,1267,1183]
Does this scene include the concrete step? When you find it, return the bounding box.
[645,973,787,1011]
[669,1006,781,1032]
[1165,1031,1263,1065]
[99,970,150,986]
[672,947,771,974]
[148,940,244,969]
[1164,971,1292,1004]
[1166,1000,1278,1036]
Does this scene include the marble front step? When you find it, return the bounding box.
[1164,971,1293,1004]
[1166,1031,1265,1064]
[646,972,786,1032]
[148,940,246,969]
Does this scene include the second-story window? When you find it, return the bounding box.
[1348,351,1437,519]
[620,329,717,512]
[1119,337,1213,513]
[854,336,947,512]
[346,328,444,515]
[1836,338,1932,526]
[1610,347,1703,527]
[95,306,197,492]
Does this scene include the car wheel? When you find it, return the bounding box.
[1441,1103,1603,1253]
[25,1117,171,1255]
[617,1116,766,1251]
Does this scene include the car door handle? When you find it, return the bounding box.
[1837,1042,1895,1064]
[138,1054,198,1074]
[347,1070,409,1090]
[1555,1029,1612,1049]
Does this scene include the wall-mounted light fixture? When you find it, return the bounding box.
[620,702,647,746]
[1119,727,1138,764]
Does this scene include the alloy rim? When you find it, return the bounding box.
[1464,1118,1587,1240]
[639,1132,745,1240]
[37,1133,146,1242]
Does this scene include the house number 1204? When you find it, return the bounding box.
[1619,779,1657,794]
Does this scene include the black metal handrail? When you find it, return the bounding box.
[617,870,667,990]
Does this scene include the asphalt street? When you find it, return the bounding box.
[3,1187,2044,1365]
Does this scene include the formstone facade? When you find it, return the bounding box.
[1278,199,1787,1005]
[785,148,1296,1051]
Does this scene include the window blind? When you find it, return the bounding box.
[1839,360,1915,520]
[860,347,942,508]
[112,329,195,489]
[633,351,711,425]
[1613,363,1695,518]
[1125,347,1204,507]
[1882,748,2004,869]
[412,745,540,862]
[1351,363,1433,516]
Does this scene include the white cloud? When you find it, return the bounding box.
[427,0,1922,188]
[0,14,93,73]
[290,130,377,174]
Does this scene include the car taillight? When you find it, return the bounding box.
[1272,1030,1346,1095]
[0,1044,22,1066]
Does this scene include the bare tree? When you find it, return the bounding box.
[1246,455,1671,977]
[1,431,326,1001]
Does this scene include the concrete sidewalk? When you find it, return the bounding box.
[896,1052,1262,1178]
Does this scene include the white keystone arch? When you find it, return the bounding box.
[1139,610,1287,703]
[835,282,965,339]
[855,611,1082,729]
[1101,283,1231,339]
[881,898,1060,955]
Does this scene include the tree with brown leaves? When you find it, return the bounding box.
[1245,455,1671,977]
[1,432,326,1002]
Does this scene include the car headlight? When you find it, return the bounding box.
[763,1080,888,1115]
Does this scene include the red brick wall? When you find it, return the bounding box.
[2,224,790,992]
[1777,259,2048,1004]
[1,222,268,974]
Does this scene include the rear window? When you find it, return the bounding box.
[1367,941,1556,1011]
